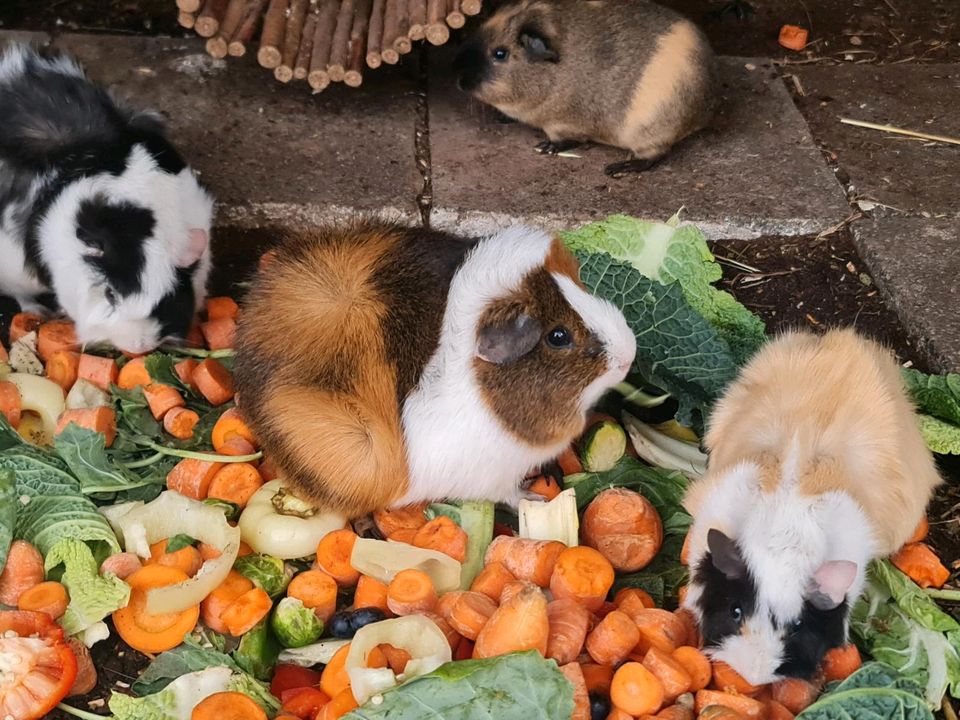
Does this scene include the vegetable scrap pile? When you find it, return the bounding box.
[0,213,957,720]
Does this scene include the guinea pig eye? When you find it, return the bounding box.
[492,46,510,62]
[730,604,743,623]
[545,326,573,349]
[104,287,116,305]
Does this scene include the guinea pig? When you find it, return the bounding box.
[453,0,718,177]
[682,329,942,684]
[0,43,213,353]
[234,219,637,516]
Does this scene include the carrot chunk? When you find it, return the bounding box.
[201,317,237,351]
[36,320,78,362]
[167,458,224,500]
[56,407,117,447]
[112,564,201,653]
[100,552,143,580]
[611,662,665,717]
[207,462,264,509]
[175,358,199,389]
[556,446,583,475]
[319,643,352,699]
[315,528,361,587]
[549,545,615,611]
[287,569,338,623]
[143,383,186,421]
[353,575,391,615]
[527,474,562,501]
[474,582,549,658]
[546,598,591,666]
[907,516,929,544]
[711,661,762,696]
[891,542,951,588]
[586,609,641,666]
[446,591,497,640]
[387,569,438,615]
[192,691,267,720]
[821,644,862,683]
[560,662,591,720]
[221,587,272,636]
[206,296,240,321]
[628,608,688,655]
[149,539,203,578]
[163,406,201,440]
[484,536,566,587]
[615,587,655,610]
[212,407,258,452]
[45,351,80,391]
[771,678,820,715]
[413,516,468,562]
[17,581,69,620]
[373,503,429,540]
[193,358,234,405]
[77,353,119,391]
[643,647,693,702]
[201,570,254,634]
[470,561,516,602]
[9,312,42,344]
[0,541,47,606]
[672,647,712,691]
[0,381,22,428]
[778,24,809,51]
[117,357,152,389]
[695,690,766,718]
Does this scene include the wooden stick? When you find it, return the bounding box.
[228,0,267,56]
[461,0,480,15]
[177,0,202,14]
[178,11,197,28]
[205,0,247,58]
[839,117,960,146]
[345,0,372,86]
[365,0,385,68]
[257,0,289,68]
[425,0,449,45]
[308,0,339,90]
[408,0,426,40]
[446,0,464,28]
[293,12,318,79]
[381,0,400,64]
[392,0,411,54]
[195,0,229,37]
[327,0,355,82]
[275,0,309,82]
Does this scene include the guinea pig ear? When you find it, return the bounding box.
[477,313,542,365]
[178,228,208,268]
[807,560,857,611]
[707,528,747,579]
[519,26,559,62]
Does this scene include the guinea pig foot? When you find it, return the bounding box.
[535,139,582,156]
[604,157,663,178]
[705,0,755,23]
[493,110,517,125]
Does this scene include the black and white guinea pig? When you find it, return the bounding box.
[234,220,637,516]
[0,43,213,353]
[682,329,942,684]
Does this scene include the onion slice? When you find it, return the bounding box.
[351,537,461,594]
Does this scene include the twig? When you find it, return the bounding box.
[308,0,339,90]
[840,117,960,146]
[257,0,290,68]
[815,211,863,240]
[924,587,960,602]
[294,12,318,79]
[195,0,229,37]
[714,254,761,274]
[943,697,958,720]
[205,0,246,57]
[275,0,310,81]
[327,0,356,82]
[366,0,385,66]
[228,0,268,57]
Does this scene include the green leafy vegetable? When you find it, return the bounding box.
[234,553,294,598]
[561,214,766,365]
[797,662,933,720]
[204,498,242,522]
[343,651,574,720]
[0,414,22,451]
[131,637,242,696]
[271,597,325,648]
[165,534,198,553]
[232,620,281,682]
[901,369,960,425]
[427,500,494,590]
[0,469,14,574]
[44,538,130,635]
[54,423,154,495]
[916,415,960,455]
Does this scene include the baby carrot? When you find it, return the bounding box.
[221,587,272,636]
[413,516,468,563]
[695,690,766,718]
[17,580,69,620]
[207,462,264,509]
[201,570,254,634]
[474,583,549,659]
[56,407,118,447]
[711,661,761,696]
[446,591,497,640]
[672,647,712,692]
[287,569,338,622]
[615,587,655,610]
[387,569,438,615]
[611,662,665,717]
[549,545,615,611]
[353,575,391,615]
[212,407,258,453]
[117,357,151,389]
[560,662,591,720]
[167,458,224,500]
[77,353,118,391]
[546,598,590,666]
[470,561,516,602]
[143,383,186,421]
[771,678,820,715]
[484,536,566,587]
[45,350,80,391]
[821,644,862,683]
[585,609,641,666]
[373,503,428,540]
[643,647,693,702]
[163,406,201,440]
[100,552,143,580]
[315,528,360,587]
[193,358,234,406]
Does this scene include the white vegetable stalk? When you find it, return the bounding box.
[518,489,579,547]
[278,638,351,667]
[622,412,707,479]
[351,537,462,594]
[65,379,110,410]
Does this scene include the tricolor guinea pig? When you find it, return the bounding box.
[453,0,718,177]
[0,43,213,353]
[682,329,942,684]
[233,220,637,515]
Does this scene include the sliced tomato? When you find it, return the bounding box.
[0,610,62,641]
[279,687,331,720]
[270,664,322,699]
[0,630,77,720]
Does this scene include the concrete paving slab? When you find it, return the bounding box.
[427,52,850,240]
[42,32,423,227]
[793,64,960,217]
[854,217,960,372]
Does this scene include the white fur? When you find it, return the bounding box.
[398,226,636,507]
[0,43,83,83]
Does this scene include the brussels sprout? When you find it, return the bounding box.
[271,597,325,649]
[234,553,294,598]
[232,620,281,681]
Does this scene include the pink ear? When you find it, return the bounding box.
[178,228,208,267]
[810,560,858,610]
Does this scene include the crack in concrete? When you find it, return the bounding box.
[413,45,433,228]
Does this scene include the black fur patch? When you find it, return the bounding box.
[775,600,847,679]
[75,196,154,297]
[453,36,490,92]
[691,552,759,647]
[152,265,197,341]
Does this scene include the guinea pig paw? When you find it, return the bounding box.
[535,139,582,156]
[604,157,662,178]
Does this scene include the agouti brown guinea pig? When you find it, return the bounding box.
[453,0,718,177]
[233,220,637,517]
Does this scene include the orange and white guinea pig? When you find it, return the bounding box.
[234,219,636,517]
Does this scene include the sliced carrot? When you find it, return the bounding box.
[191,691,267,720]
[373,503,428,540]
[379,643,413,675]
[17,580,69,620]
[100,552,143,580]
[695,690,766,719]
[77,353,119,391]
[206,296,240,321]
[0,381,22,428]
[207,462,264,509]
[446,591,497,640]
[366,644,389,669]
[628,608,688,655]
[611,662,665,717]
[821,644,862,683]
[582,662,614,695]
[586,609,641,666]
[175,358,199,389]
[499,580,528,605]
[37,320,78,362]
[436,590,464,620]
[9,312,42,343]
[470,561,516,603]
[527,474,562,501]
[316,688,358,720]
[767,700,795,720]
[474,582,549,659]
[201,570,254,634]
[711,661,761,696]
[167,458,224,500]
[149,539,203,578]
[162,406,201,440]
[143,383,186,421]
[113,564,200,653]
[221,587,272,636]
[615,587,655,610]
[315,528,361,587]
[201,317,237,351]
[45,351,80,391]
[320,643,352,699]
[413,516,468,563]
[550,545,615,611]
[193,358,235,406]
[907,516,930,544]
[484,536,566,587]
[891,542,950,588]
[287,569,338,622]
[117,357,152,390]
[672,647,712,691]
[643,647,693,702]
[55,407,117,447]
[546,598,591,665]
[198,543,223,562]
[556,446,584,475]
[560,662,591,720]
[422,611,461,649]
[387,568,438,615]
[778,24,809,51]
[212,407,258,453]
[353,575,391,615]
[771,678,819,715]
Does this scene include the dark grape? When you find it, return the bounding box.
[328,610,354,638]
[350,607,387,632]
[590,693,611,720]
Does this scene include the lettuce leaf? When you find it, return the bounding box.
[562,214,766,365]
[343,651,573,720]
[54,423,155,494]
[44,538,130,636]
[797,662,933,720]
[0,469,14,575]
[901,369,960,425]
[917,415,960,455]
[132,636,242,696]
